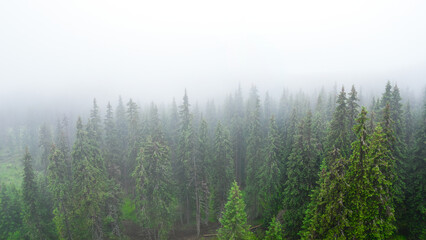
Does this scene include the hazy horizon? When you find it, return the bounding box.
[1,0,425,110]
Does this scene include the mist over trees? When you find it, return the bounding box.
[0,82,425,239]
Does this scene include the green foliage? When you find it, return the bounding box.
[133,133,176,240]
[0,184,23,239]
[265,217,283,240]
[258,116,283,221]
[121,197,137,222]
[217,181,255,240]
[71,118,108,239]
[282,111,320,239]
[211,122,234,218]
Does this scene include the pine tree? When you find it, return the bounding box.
[115,96,128,187]
[212,121,234,218]
[0,185,23,239]
[346,107,396,239]
[217,181,254,240]
[71,118,107,240]
[326,87,349,160]
[300,151,350,240]
[176,90,195,224]
[405,97,426,239]
[258,116,283,221]
[245,86,263,219]
[133,114,176,240]
[125,98,140,191]
[47,145,73,240]
[347,85,359,144]
[265,217,283,240]
[197,118,211,226]
[282,110,319,239]
[39,123,52,172]
[22,148,47,239]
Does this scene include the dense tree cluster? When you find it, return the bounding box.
[0,82,424,239]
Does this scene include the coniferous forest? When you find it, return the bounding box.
[0,82,424,240]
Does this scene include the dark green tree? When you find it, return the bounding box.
[47,145,73,240]
[258,116,283,221]
[133,116,176,240]
[347,85,359,144]
[71,118,107,240]
[245,86,263,219]
[0,185,23,239]
[404,97,426,239]
[265,217,283,240]
[212,121,234,218]
[282,110,319,239]
[217,181,254,240]
[326,87,349,160]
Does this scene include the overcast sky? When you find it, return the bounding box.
[1,0,425,109]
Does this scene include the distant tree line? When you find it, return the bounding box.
[0,82,424,239]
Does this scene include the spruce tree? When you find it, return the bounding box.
[212,121,234,218]
[265,217,283,240]
[197,118,211,225]
[347,85,359,144]
[326,87,349,160]
[22,148,47,239]
[133,111,176,240]
[245,86,263,219]
[47,145,73,240]
[176,90,195,224]
[282,110,319,239]
[217,181,254,240]
[71,118,107,240]
[405,98,426,239]
[346,107,396,239]
[258,116,283,221]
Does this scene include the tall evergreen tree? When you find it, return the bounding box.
[22,148,48,239]
[217,181,254,240]
[346,108,395,239]
[404,97,426,239]
[212,121,234,218]
[258,116,283,221]
[176,90,195,224]
[133,108,176,240]
[197,118,211,226]
[245,86,263,219]
[48,145,73,240]
[71,118,107,239]
[326,87,349,160]
[125,98,140,191]
[282,110,319,239]
[347,85,359,144]
[39,123,52,172]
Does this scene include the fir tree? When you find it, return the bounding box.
[197,118,211,225]
[176,90,195,224]
[258,116,283,221]
[245,86,263,219]
[265,217,283,240]
[282,110,319,239]
[326,87,349,160]
[71,118,107,240]
[405,97,426,239]
[217,181,254,240]
[212,121,234,218]
[347,85,359,144]
[22,148,47,239]
[48,145,73,240]
[133,127,176,240]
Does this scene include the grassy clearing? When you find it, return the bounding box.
[0,149,23,187]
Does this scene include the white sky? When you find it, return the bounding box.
[1,0,425,108]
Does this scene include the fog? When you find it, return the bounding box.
[1,0,425,112]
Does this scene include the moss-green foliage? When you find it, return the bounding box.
[282,111,320,239]
[0,149,23,186]
[265,217,283,240]
[121,197,137,222]
[218,181,255,240]
[0,184,23,240]
[133,133,177,240]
